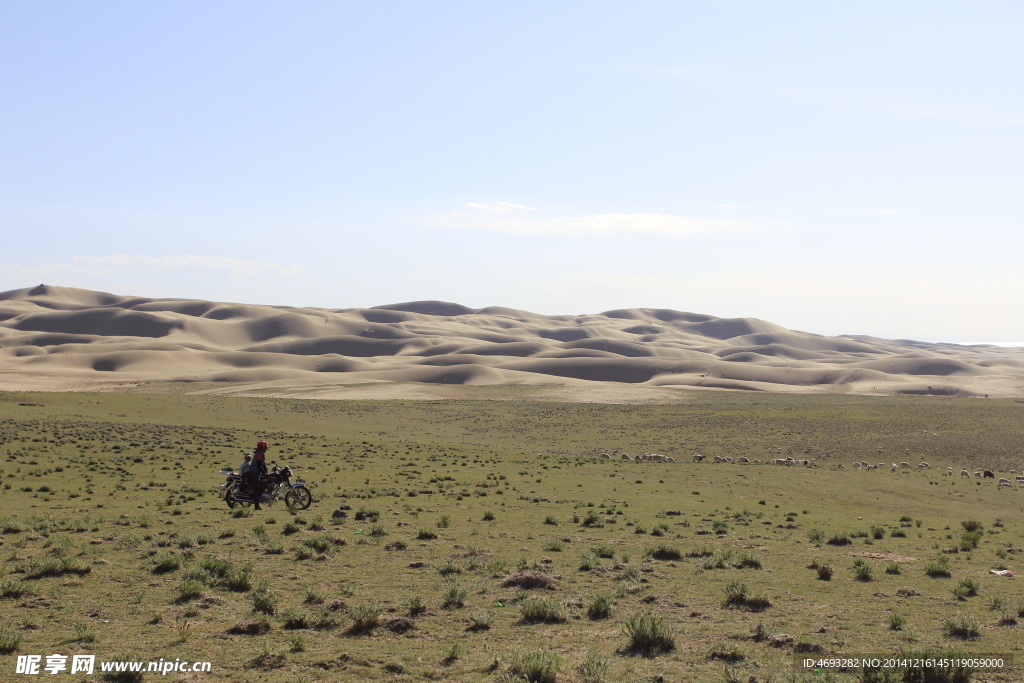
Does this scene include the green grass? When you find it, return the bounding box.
[622,611,675,655]
[2,389,1023,681]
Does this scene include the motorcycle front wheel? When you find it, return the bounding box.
[285,486,312,510]
[225,490,237,509]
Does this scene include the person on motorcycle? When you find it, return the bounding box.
[238,454,252,493]
[250,441,269,510]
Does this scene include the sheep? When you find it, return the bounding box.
[714,455,724,463]
[861,461,870,468]
[752,459,761,464]
[918,462,930,469]
[892,463,898,471]
[878,463,886,469]
[692,454,706,462]
[961,470,970,478]
[852,462,863,469]
[974,471,982,479]
[664,456,675,463]
[600,453,612,460]
[724,456,734,463]
[900,462,911,469]
[866,464,876,470]
[983,470,995,479]
[943,468,952,476]
[738,457,750,463]
[997,478,1012,488]
[620,454,633,462]
[1016,476,1024,487]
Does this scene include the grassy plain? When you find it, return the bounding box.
[0,389,1022,682]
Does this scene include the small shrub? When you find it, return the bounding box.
[961,520,983,532]
[0,627,22,654]
[281,608,312,629]
[943,612,980,639]
[501,649,560,683]
[543,515,558,526]
[854,564,874,582]
[403,594,427,616]
[817,564,834,581]
[807,529,825,544]
[303,584,326,605]
[520,596,566,623]
[891,529,907,538]
[887,613,906,631]
[826,533,851,546]
[871,526,886,540]
[885,561,901,575]
[587,594,613,620]
[0,580,32,599]
[647,544,682,561]
[177,579,205,601]
[482,511,495,521]
[250,590,278,615]
[576,650,609,683]
[441,583,467,609]
[288,633,306,652]
[924,557,952,578]
[348,601,383,634]
[152,552,184,574]
[735,553,762,569]
[467,612,492,631]
[622,611,675,655]
[955,577,979,597]
[417,528,437,540]
[437,515,451,529]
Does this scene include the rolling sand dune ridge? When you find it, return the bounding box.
[2,284,1023,399]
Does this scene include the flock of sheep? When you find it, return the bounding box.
[595,451,1023,488]
[599,453,676,463]
[847,460,1024,488]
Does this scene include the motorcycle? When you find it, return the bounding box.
[219,461,313,510]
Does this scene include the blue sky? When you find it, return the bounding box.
[2,1,1022,341]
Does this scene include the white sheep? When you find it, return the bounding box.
[900,462,911,468]
[960,470,970,478]
[997,478,1012,488]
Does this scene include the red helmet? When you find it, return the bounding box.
[255,440,268,452]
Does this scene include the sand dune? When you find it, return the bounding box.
[2,284,1023,397]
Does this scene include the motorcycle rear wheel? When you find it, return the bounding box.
[285,486,312,510]
[225,491,236,509]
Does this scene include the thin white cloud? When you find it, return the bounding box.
[436,205,768,236]
[877,209,900,215]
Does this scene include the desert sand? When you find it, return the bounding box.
[2,284,1023,399]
